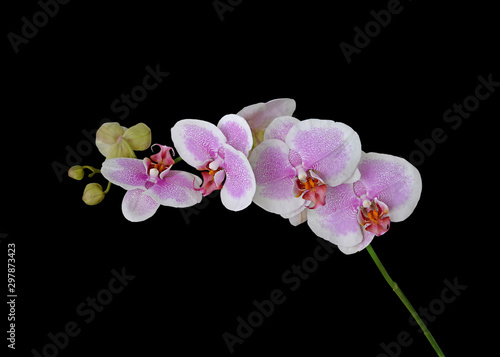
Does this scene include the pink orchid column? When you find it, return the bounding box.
[101,144,202,222]
[171,114,256,211]
[307,152,422,254]
[249,117,362,218]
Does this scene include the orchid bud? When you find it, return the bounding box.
[96,122,125,145]
[123,123,151,151]
[82,183,105,205]
[68,165,85,180]
[95,122,133,159]
[96,122,152,160]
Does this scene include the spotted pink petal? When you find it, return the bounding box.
[122,188,160,222]
[285,119,362,187]
[171,119,227,169]
[263,116,300,142]
[307,184,364,247]
[101,158,148,190]
[249,139,302,215]
[217,114,253,157]
[356,152,422,222]
[219,144,256,211]
[146,170,203,208]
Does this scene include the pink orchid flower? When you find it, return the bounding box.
[101,144,202,222]
[307,152,422,254]
[237,98,296,148]
[249,117,362,217]
[171,114,256,211]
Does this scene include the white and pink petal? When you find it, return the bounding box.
[338,230,376,255]
[237,98,297,132]
[249,139,302,215]
[217,114,253,157]
[147,170,203,208]
[287,209,308,227]
[264,116,300,142]
[357,152,422,222]
[121,188,160,222]
[307,184,364,247]
[286,119,362,187]
[171,119,227,169]
[101,158,149,190]
[219,144,256,211]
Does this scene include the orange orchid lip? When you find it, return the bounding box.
[293,171,327,209]
[357,198,391,236]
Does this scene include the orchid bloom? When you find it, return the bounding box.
[101,144,202,222]
[249,117,362,218]
[307,152,422,254]
[237,98,296,148]
[171,114,256,211]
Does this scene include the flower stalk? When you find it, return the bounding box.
[82,165,101,178]
[366,244,445,357]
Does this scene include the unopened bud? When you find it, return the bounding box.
[82,183,105,205]
[68,165,85,180]
[96,122,128,159]
[123,123,151,151]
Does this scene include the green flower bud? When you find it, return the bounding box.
[96,122,133,159]
[82,183,105,205]
[123,123,152,151]
[68,165,85,180]
[95,122,151,160]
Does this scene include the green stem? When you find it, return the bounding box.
[174,156,183,164]
[82,165,101,178]
[103,181,112,194]
[366,244,445,357]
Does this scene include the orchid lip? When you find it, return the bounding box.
[143,145,176,179]
[293,169,327,209]
[357,198,391,236]
[195,159,226,196]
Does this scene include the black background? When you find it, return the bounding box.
[2,0,498,356]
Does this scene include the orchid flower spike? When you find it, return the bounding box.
[236,98,296,149]
[171,114,256,211]
[307,152,422,254]
[249,117,362,218]
[101,144,202,222]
